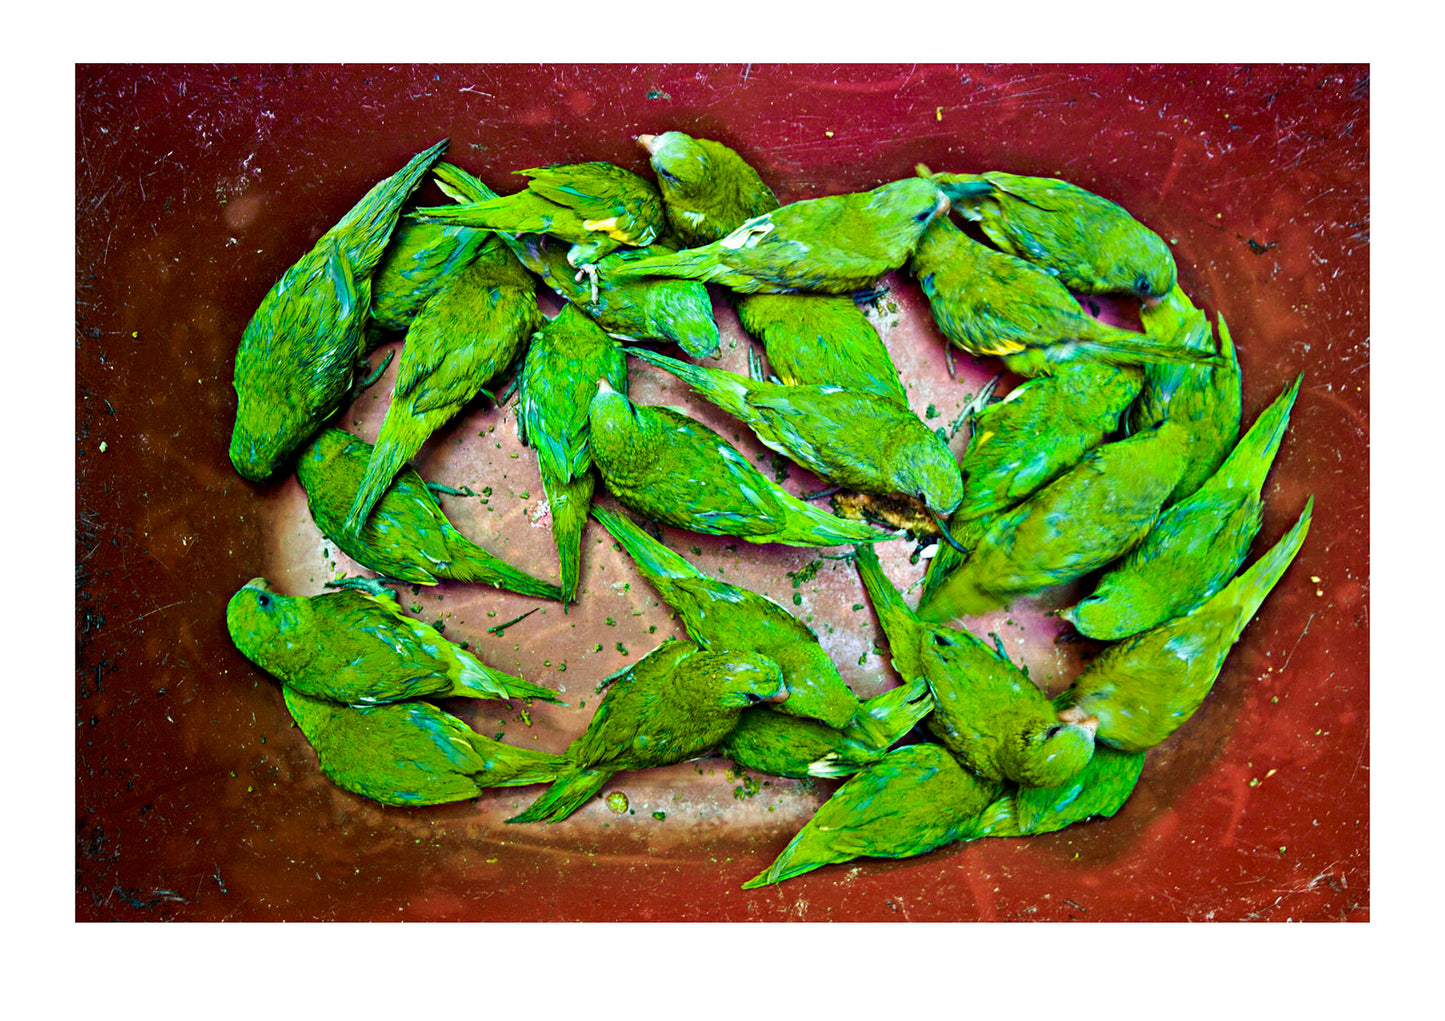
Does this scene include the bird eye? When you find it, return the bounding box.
[1135,273,1152,295]
[658,168,677,183]
[255,591,272,609]
[915,209,933,222]
[1043,724,1062,740]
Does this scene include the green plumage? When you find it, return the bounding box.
[921,167,1177,301]
[344,235,541,534]
[639,130,781,246]
[920,363,1143,607]
[966,741,1147,840]
[282,687,562,807]
[296,428,561,598]
[856,545,1096,788]
[741,743,1001,888]
[626,347,963,516]
[1131,287,1244,505]
[917,421,1191,620]
[1065,375,1302,639]
[226,577,560,705]
[507,233,722,359]
[367,219,489,331]
[230,138,448,482]
[955,363,1144,521]
[607,177,951,295]
[719,677,933,779]
[413,160,665,268]
[430,161,719,358]
[1060,498,1313,752]
[517,305,628,605]
[592,505,861,729]
[508,639,788,823]
[908,215,1209,378]
[587,382,890,547]
[736,293,910,406]
[636,133,909,396]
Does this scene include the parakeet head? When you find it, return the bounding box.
[695,650,790,709]
[868,178,952,233]
[225,577,301,673]
[1126,229,1178,304]
[639,132,712,200]
[229,390,309,483]
[640,131,780,246]
[1000,714,1098,789]
[885,433,965,518]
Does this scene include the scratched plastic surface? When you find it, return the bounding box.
[76,64,1368,921]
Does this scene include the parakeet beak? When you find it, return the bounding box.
[1141,294,1165,309]
[595,378,616,396]
[1056,705,1098,734]
[635,134,657,154]
[932,191,952,219]
[245,577,274,592]
[764,684,789,704]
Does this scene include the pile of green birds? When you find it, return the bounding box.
[225,131,1313,889]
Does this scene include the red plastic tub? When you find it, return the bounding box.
[76,63,1367,921]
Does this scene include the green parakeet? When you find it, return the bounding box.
[964,741,1147,840]
[1059,497,1314,752]
[230,138,448,482]
[367,219,489,332]
[429,161,720,358]
[637,130,780,246]
[855,545,1096,788]
[281,686,563,807]
[296,428,561,598]
[606,177,951,295]
[636,133,910,399]
[919,166,1177,301]
[226,577,561,705]
[919,362,1143,607]
[587,380,891,547]
[507,639,788,823]
[908,214,1209,378]
[741,742,1001,888]
[1064,374,1302,640]
[718,677,933,779]
[517,304,628,606]
[736,293,910,406]
[953,363,1144,522]
[343,233,541,535]
[626,346,964,519]
[1132,287,1244,505]
[917,420,1191,621]
[412,160,665,271]
[496,231,722,359]
[591,504,861,729]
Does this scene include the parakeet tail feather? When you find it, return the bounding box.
[506,765,612,823]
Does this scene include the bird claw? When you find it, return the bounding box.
[574,263,601,301]
[948,373,1002,440]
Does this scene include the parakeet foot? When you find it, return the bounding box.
[746,345,766,383]
[349,350,395,399]
[424,481,480,498]
[948,374,1002,440]
[574,262,601,302]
